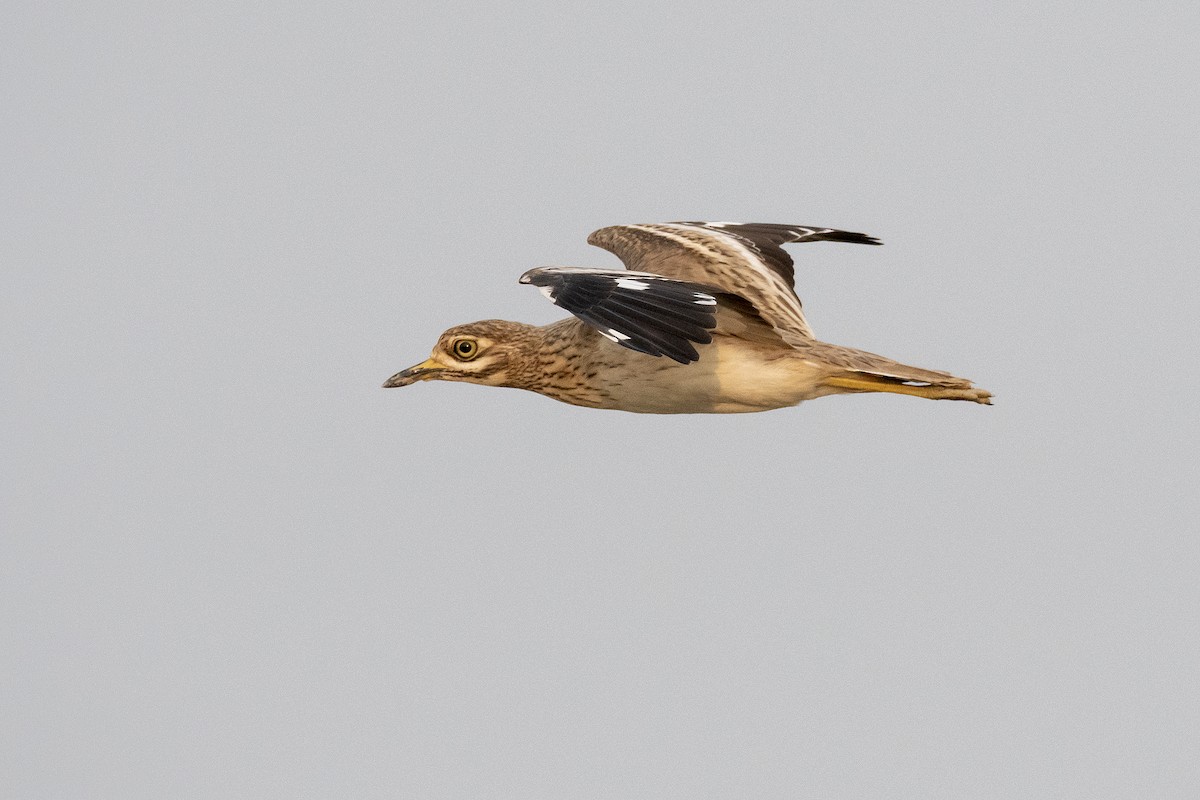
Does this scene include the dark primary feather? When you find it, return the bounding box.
[519,267,719,363]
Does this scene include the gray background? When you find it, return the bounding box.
[3,2,1198,797]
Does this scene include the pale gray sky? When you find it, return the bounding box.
[3,2,1198,798]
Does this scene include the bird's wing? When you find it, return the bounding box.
[519,267,721,364]
[587,222,880,343]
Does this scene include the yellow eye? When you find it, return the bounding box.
[452,339,479,360]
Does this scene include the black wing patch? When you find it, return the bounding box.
[673,222,881,288]
[519,267,719,364]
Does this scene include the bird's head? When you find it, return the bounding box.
[383,320,536,389]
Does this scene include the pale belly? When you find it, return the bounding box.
[590,338,834,414]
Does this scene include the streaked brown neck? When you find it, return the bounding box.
[503,319,612,408]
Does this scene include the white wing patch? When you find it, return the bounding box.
[615,278,651,291]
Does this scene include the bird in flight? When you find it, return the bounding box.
[383,222,991,413]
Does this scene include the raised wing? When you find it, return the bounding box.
[519,267,719,364]
[587,222,880,342]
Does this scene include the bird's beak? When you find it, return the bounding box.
[382,358,445,388]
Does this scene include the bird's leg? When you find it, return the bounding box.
[823,375,993,404]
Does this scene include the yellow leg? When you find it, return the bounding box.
[824,375,993,404]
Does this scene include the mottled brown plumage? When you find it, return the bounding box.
[384,221,992,413]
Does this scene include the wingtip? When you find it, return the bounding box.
[835,231,883,246]
[519,267,558,285]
